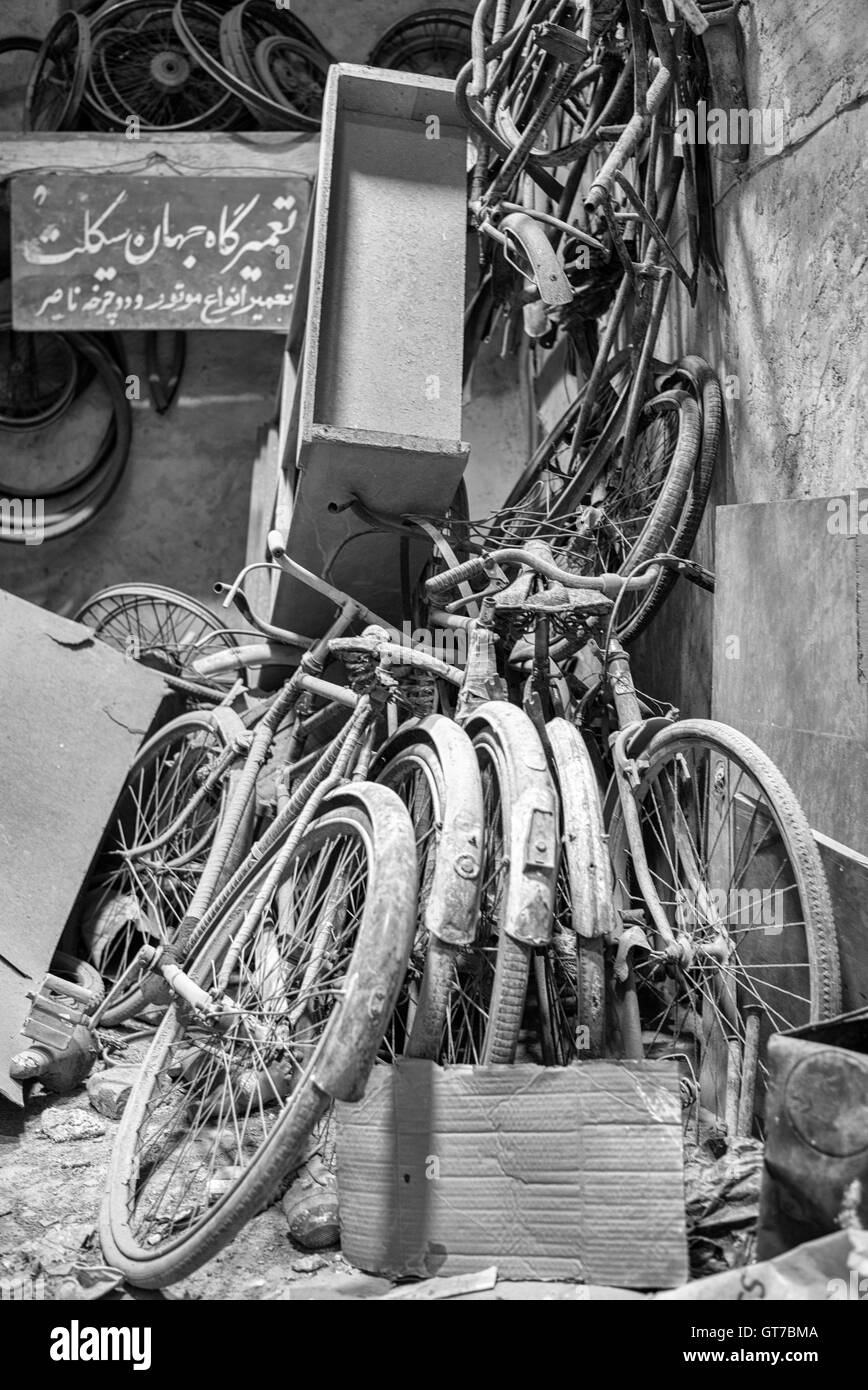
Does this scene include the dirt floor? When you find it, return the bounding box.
[1,1079,642,1302]
[0,1037,761,1302]
[0,1042,393,1303]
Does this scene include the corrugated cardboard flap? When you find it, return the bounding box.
[336,1059,687,1289]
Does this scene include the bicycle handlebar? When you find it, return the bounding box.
[424,548,659,599]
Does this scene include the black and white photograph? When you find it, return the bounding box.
[0,0,865,1349]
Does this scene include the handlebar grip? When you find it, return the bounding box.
[267,529,286,560]
[425,555,489,596]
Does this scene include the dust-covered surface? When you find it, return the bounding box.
[0,1061,392,1303]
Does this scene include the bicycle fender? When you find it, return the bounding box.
[547,718,615,941]
[371,715,485,947]
[310,784,419,1103]
[500,212,573,307]
[463,701,559,947]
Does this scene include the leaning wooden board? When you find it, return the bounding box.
[11,173,310,330]
[0,590,168,1104]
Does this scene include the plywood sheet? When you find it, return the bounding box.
[0,590,166,1102]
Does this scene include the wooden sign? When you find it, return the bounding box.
[10,173,310,331]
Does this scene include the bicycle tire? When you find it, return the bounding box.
[0,314,78,438]
[75,582,241,693]
[23,13,90,132]
[84,0,238,133]
[616,357,721,641]
[0,334,131,543]
[0,37,42,133]
[252,37,327,122]
[598,388,703,639]
[99,783,418,1287]
[543,716,614,1060]
[50,950,106,1008]
[606,718,841,1130]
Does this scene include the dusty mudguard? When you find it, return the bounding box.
[371,714,484,948]
[462,700,559,948]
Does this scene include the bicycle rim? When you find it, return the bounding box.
[100,786,417,1287]
[81,712,228,1001]
[75,583,241,692]
[606,719,841,1133]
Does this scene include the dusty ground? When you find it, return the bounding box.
[0,1045,392,1303]
[0,1047,759,1302]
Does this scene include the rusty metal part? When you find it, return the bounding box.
[10,953,102,1093]
[758,1009,868,1259]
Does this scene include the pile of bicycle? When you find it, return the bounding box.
[51,0,839,1289]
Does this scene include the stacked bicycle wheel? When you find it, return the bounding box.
[0,305,132,543]
[13,2,334,134]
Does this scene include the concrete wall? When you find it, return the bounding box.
[631,0,868,730]
[0,330,283,619]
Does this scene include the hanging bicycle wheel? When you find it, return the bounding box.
[253,37,327,122]
[23,13,91,132]
[85,0,238,131]
[372,715,484,1061]
[99,784,418,1288]
[574,389,701,612]
[74,583,241,694]
[0,314,78,434]
[368,10,473,79]
[0,332,132,543]
[530,717,614,1063]
[215,1,322,130]
[80,711,230,1016]
[606,719,841,1134]
[615,357,722,642]
[491,354,626,546]
[0,37,42,133]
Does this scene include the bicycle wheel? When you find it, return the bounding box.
[417,702,558,1065]
[606,719,841,1133]
[99,784,418,1288]
[23,13,90,132]
[372,715,484,1060]
[0,315,78,435]
[253,38,327,121]
[81,712,230,1021]
[615,358,721,641]
[0,332,132,543]
[84,0,238,132]
[492,353,626,544]
[368,10,473,79]
[0,37,42,132]
[75,583,241,694]
[532,717,614,1062]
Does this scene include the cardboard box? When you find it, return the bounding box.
[336,1059,688,1289]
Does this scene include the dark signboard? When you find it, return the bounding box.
[11,173,310,330]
